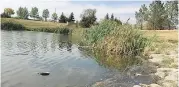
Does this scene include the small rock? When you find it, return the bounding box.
[162,81,176,87]
[92,82,104,87]
[148,58,162,64]
[155,71,165,79]
[165,73,178,81]
[149,84,161,87]
[133,85,141,87]
[157,68,173,72]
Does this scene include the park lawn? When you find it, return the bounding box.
[142,30,178,41]
[1,18,67,29]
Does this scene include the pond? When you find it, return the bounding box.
[1,30,155,87]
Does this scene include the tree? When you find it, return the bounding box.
[80,9,97,28]
[1,12,10,18]
[148,1,165,30]
[68,12,75,22]
[42,9,49,21]
[135,4,148,29]
[165,1,178,29]
[23,7,29,19]
[30,7,39,20]
[4,8,14,17]
[110,13,114,20]
[52,12,58,22]
[114,17,122,25]
[105,13,109,20]
[59,12,67,23]
[17,7,29,19]
[16,7,23,18]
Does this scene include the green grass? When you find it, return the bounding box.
[1,18,66,28]
[1,18,71,34]
[82,20,149,70]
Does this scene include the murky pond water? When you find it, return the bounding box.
[1,30,155,87]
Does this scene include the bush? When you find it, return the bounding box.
[1,13,11,18]
[85,20,119,44]
[1,22,70,34]
[1,22,25,30]
[84,20,150,69]
[98,25,149,58]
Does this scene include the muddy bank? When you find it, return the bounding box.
[92,48,178,87]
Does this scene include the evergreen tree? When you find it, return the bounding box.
[59,12,67,23]
[105,13,109,20]
[110,13,114,20]
[68,12,75,22]
[114,17,122,25]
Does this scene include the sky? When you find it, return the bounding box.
[0,0,153,24]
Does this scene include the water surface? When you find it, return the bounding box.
[1,31,112,87]
[1,30,154,87]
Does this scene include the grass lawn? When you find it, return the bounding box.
[1,18,67,29]
[142,30,178,41]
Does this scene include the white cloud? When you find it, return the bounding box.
[0,0,144,24]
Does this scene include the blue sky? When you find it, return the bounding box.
[0,0,152,24]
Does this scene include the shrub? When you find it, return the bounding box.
[1,12,11,18]
[97,25,149,58]
[1,22,25,30]
[85,20,119,44]
[83,20,150,69]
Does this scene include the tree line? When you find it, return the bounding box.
[135,0,178,30]
[1,7,122,28]
[1,7,75,23]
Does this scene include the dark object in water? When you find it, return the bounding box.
[38,72,50,76]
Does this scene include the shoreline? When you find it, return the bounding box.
[92,47,178,87]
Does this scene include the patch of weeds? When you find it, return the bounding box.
[161,56,174,67]
[155,48,162,54]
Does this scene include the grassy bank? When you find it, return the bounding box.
[1,18,70,34]
[88,21,178,87]
[81,20,150,69]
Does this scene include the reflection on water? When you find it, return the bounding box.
[80,48,142,71]
[1,30,154,87]
[1,31,112,87]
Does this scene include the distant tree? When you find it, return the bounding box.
[42,9,49,21]
[52,12,58,22]
[135,4,149,30]
[110,13,114,20]
[135,11,142,29]
[165,1,178,29]
[80,9,97,28]
[1,12,10,18]
[149,1,166,29]
[68,12,75,22]
[30,7,39,20]
[135,0,178,30]
[23,7,29,19]
[59,12,67,23]
[17,7,29,19]
[16,7,23,18]
[4,8,14,17]
[114,17,122,25]
[105,13,109,20]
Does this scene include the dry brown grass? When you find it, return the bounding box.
[142,30,178,41]
[141,30,178,55]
